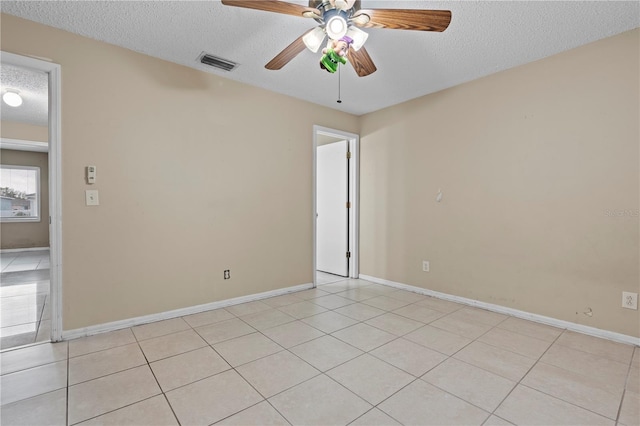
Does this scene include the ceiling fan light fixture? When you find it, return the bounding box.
[2,90,22,107]
[302,26,326,53]
[350,13,370,27]
[325,15,348,40]
[346,26,369,51]
[302,9,321,19]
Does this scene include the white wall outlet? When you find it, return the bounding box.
[422,260,430,272]
[622,292,638,310]
[85,190,99,206]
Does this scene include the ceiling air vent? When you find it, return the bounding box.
[199,53,238,72]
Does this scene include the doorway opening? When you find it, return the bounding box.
[0,52,62,349]
[313,125,359,287]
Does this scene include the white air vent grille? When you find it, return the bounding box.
[199,53,238,71]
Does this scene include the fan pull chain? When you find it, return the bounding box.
[337,66,342,103]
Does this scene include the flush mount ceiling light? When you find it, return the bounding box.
[3,90,23,107]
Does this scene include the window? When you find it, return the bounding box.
[0,165,40,222]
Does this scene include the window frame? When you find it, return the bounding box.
[0,164,41,223]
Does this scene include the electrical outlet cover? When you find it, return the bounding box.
[622,292,638,310]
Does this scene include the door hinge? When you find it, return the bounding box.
[346,251,351,258]
[347,151,351,159]
[346,201,351,209]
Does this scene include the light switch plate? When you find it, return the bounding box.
[85,190,99,206]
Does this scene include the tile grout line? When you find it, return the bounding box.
[364,331,449,418]
[264,286,469,424]
[67,394,167,426]
[613,345,636,425]
[352,304,556,423]
[517,382,621,423]
[0,268,51,350]
[34,294,48,344]
[191,285,401,424]
[65,332,137,359]
[486,327,565,420]
[64,301,631,424]
[64,328,168,424]
[540,331,635,418]
[5,279,638,425]
[134,332,182,426]
[490,329,625,423]
[362,313,501,423]
[360,307,554,424]
[234,284,484,423]
[191,312,293,425]
[551,338,636,365]
[615,395,627,426]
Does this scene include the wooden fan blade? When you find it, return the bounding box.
[347,46,377,77]
[221,0,316,18]
[265,30,312,70]
[352,9,451,32]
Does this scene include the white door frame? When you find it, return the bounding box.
[312,125,359,286]
[1,51,63,342]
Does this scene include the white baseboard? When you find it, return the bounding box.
[62,282,314,341]
[0,247,49,254]
[359,274,640,347]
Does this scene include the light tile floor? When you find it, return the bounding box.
[1,250,50,273]
[1,278,638,426]
[0,250,51,350]
[317,271,347,285]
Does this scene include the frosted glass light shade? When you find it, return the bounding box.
[3,91,22,107]
[326,16,348,40]
[346,26,369,51]
[303,27,327,53]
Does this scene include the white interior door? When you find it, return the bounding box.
[316,140,348,276]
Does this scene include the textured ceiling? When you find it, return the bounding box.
[0,63,48,126]
[1,1,639,118]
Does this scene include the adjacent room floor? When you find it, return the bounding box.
[1,278,638,425]
[316,270,346,286]
[0,249,51,350]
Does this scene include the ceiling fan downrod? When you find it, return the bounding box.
[337,66,342,103]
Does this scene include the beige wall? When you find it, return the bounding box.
[1,14,359,330]
[317,134,345,146]
[2,13,637,338]
[360,29,640,337]
[1,121,48,142]
[0,149,50,249]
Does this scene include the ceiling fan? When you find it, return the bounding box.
[220,0,451,77]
